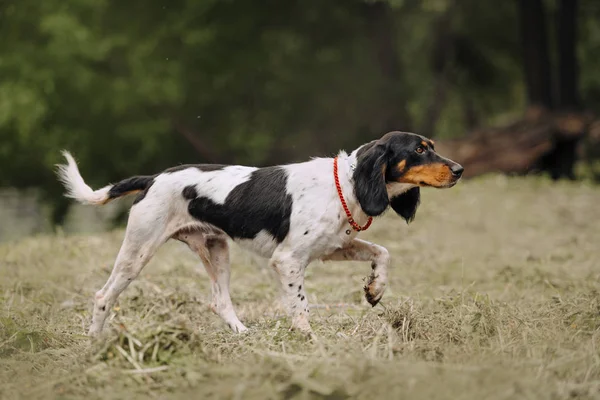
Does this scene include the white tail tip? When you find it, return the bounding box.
[56,151,111,205]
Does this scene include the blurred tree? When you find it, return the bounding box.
[437,0,594,180]
[557,0,580,110]
[545,0,582,180]
[363,0,412,131]
[515,0,584,179]
[518,0,553,109]
[0,0,599,226]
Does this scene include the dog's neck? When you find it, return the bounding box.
[334,150,371,225]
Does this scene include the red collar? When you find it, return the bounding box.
[333,156,373,232]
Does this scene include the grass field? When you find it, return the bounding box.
[1,175,600,399]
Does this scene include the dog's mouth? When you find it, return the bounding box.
[439,177,461,188]
[441,180,458,188]
[419,179,459,189]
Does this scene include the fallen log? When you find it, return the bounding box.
[435,107,594,179]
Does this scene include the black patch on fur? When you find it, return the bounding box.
[187,166,293,243]
[100,306,106,311]
[108,176,155,201]
[182,185,198,200]
[304,230,309,235]
[301,295,305,301]
[133,179,155,204]
[390,187,420,223]
[164,164,227,173]
[288,283,294,287]
[298,285,302,291]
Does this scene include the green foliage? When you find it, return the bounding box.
[1,0,599,220]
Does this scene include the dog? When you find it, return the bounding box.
[57,131,463,336]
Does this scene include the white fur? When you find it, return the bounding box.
[56,151,112,205]
[236,230,279,258]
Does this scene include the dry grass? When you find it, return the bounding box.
[1,175,600,399]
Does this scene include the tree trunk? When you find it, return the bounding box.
[541,0,581,179]
[363,1,412,132]
[517,0,553,109]
[557,0,580,110]
[419,4,455,137]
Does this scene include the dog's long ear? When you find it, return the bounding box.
[390,187,420,223]
[353,142,390,216]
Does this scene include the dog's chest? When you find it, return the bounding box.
[299,216,361,260]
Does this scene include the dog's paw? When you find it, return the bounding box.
[364,274,386,307]
[228,320,249,333]
[289,326,317,341]
[290,313,313,336]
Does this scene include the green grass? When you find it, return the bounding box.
[1,175,600,399]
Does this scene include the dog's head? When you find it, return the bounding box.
[353,131,463,222]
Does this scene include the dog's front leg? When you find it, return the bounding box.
[321,238,390,306]
[269,251,311,333]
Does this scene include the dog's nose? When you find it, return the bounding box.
[450,164,464,177]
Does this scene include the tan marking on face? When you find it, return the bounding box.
[430,139,435,145]
[421,141,429,148]
[398,163,454,187]
[397,160,406,172]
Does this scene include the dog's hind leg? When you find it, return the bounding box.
[89,208,166,337]
[205,237,247,332]
[179,232,247,333]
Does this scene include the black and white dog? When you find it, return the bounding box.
[57,131,463,336]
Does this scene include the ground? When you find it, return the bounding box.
[1,175,600,400]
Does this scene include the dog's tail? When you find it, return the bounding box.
[56,151,154,205]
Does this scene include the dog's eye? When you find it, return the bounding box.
[415,147,425,154]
